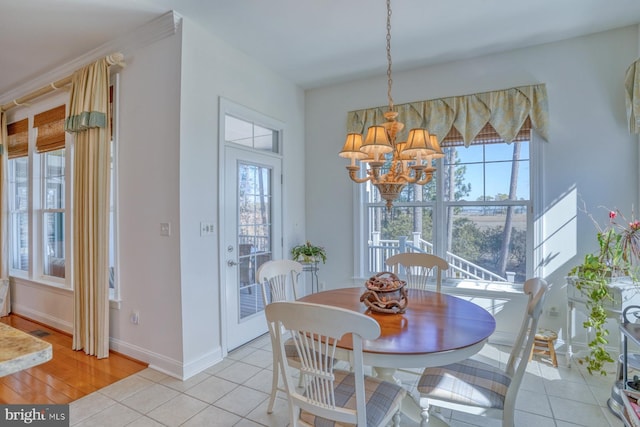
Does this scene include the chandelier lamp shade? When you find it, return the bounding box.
[338,0,443,209]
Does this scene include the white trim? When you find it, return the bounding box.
[217,97,285,355]
[109,337,223,381]
[531,129,546,278]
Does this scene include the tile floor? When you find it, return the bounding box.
[69,334,627,426]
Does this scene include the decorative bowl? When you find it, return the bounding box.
[360,271,408,314]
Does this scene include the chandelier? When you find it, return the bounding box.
[339,0,443,210]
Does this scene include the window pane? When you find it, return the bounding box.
[43,212,65,278]
[485,141,529,161]
[10,212,29,271]
[254,124,277,152]
[442,158,480,202]
[447,205,527,283]
[443,142,529,202]
[367,205,434,274]
[44,150,65,209]
[8,158,29,271]
[225,115,279,153]
[238,162,273,318]
[42,149,65,278]
[109,140,116,291]
[484,161,529,200]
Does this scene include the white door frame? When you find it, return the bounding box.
[218,97,284,355]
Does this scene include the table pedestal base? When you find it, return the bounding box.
[372,366,402,385]
[400,394,449,426]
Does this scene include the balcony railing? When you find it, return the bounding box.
[368,232,510,283]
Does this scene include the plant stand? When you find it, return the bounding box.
[302,261,320,294]
[566,276,640,367]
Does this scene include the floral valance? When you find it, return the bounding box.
[625,58,640,134]
[347,83,549,146]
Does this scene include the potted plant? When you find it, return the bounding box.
[291,241,327,264]
[569,206,640,375]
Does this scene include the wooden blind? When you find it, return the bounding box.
[34,105,66,153]
[441,117,532,147]
[7,118,28,159]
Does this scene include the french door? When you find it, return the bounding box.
[223,145,282,350]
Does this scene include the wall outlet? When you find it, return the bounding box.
[130,310,140,324]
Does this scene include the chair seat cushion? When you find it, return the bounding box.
[300,370,406,426]
[416,358,511,410]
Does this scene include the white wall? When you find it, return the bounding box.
[4,12,306,380]
[305,26,640,351]
[108,21,185,375]
[176,18,305,378]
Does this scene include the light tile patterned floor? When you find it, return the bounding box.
[69,335,626,426]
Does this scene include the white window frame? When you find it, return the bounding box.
[6,73,121,304]
[7,94,70,288]
[354,131,544,287]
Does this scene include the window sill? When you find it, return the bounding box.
[442,278,524,296]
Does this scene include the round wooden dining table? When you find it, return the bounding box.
[300,287,496,371]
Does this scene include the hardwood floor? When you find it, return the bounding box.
[0,314,147,404]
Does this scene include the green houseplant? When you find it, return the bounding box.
[569,207,640,375]
[291,241,327,264]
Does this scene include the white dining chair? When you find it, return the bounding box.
[265,301,406,427]
[416,277,549,427]
[258,259,303,305]
[257,259,304,414]
[385,252,449,293]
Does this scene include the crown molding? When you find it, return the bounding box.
[0,11,182,106]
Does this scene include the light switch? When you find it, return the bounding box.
[160,222,171,236]
[200,222,215,236]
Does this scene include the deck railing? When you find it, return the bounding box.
[368,233,510,283]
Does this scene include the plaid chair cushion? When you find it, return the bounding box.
[416,358,511,410]
[299,370,406,426]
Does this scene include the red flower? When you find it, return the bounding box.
[610,211,617,219]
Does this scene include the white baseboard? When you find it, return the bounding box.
[11,303,73,333]
[109,337,224,381]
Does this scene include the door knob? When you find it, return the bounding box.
[227,260,238,267]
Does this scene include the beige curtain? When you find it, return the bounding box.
[65,58,111,358]
[625,58,640,134]
[347,84,549,145]
[0,112,9,316]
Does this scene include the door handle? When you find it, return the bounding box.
[227,260,238,267]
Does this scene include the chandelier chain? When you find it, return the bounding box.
[386,0,394,111]
[339,0,438,210]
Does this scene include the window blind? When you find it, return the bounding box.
[34,105,66,153]
[7,118,28,159]
[442,117,532,147]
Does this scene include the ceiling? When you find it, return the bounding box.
[2,0,640,95]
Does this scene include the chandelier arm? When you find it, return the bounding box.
[346,166,374,184]
[414,168,435,185]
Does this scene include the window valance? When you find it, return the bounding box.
[347,83,549,146]
[625,58,640,134]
